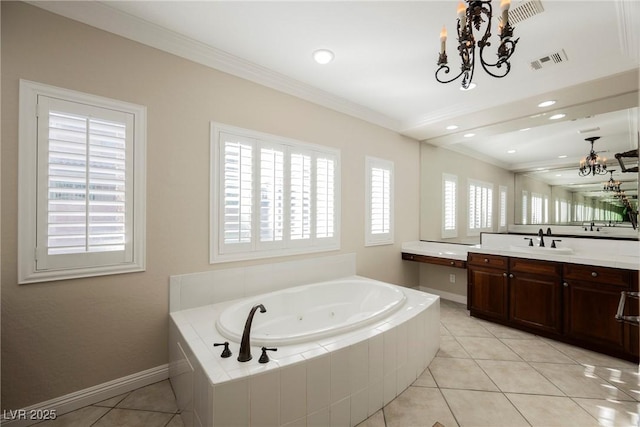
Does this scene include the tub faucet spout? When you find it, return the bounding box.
[237,304,266,362]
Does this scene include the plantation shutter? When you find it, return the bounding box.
[316,155,335,239]
[443,174,457,237]
[36,96,133,270]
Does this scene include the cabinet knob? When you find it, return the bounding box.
[503,272,507,277]
[484,258,489,263]
[450,261,455,265]
[509,273,514,278]
[563,282,569,287]
[591,272,598,277]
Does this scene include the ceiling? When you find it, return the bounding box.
[32,0,640,196]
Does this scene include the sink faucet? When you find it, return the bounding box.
[537,229,545,247]
[546,227,552,236]
[237,304,266,362]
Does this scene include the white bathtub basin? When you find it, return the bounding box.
[216,277,407,346]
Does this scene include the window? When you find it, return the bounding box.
[365,157,394,246]
[18,80,146,283]
[211,123,340,262]
[468,179,493,235]
[531,193,543,224]
[442,174,458,238]
[498,185,507,232]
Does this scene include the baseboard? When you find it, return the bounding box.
[420,286,467,305]
[0,364,169,427]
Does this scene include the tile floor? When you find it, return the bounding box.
[37,299,639,426]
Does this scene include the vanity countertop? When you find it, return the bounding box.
[402,239,639,271]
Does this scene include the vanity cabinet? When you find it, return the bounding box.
[563,264,630,353]
[509,258,563,335]
[467,252,639,362]
[467,253,509,320]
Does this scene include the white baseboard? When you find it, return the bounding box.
[1,364,169,427]
[420,286,467,305]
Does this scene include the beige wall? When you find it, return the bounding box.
[1,2,420,409]
[420,143,515,244]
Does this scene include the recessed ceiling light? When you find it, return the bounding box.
[538,100,556,107]
[558,154,568,159]
[446,125,459,130]
[549,113,566,120]
[555,174,562,177]
[313,49,334,65]
[507,149,516,154]
[463,133,475,138]
[519,128,531,132]
[460,83,477,91]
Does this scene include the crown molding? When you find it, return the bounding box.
[615,0,640,63]
[27,1,401,132]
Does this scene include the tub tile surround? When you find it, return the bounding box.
[169,254,440,426]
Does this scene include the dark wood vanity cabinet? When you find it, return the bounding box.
[509,258,563,335]
[467,252,639,362]
[563,264,631,354]
[467,253,509,320]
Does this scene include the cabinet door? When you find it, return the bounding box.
[564,281,625,350]
[468,266,508,320]
[624,273,639,359]
[509,272,562,334]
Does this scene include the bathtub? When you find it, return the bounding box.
[216,278,407,346]
[169,275,440,427]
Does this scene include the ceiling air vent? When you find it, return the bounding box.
[499,0,545,25]
[530,49,569,70]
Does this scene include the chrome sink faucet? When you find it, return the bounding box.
[237,304,266,362]
[537,228,545,247]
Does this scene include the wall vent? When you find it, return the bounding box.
[530,49,569,70]
[499,0,545,25]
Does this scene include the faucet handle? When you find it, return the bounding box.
[551,239,562,249]
[259,347,277,364]
[214,342,232,358]
[523,237,534,247]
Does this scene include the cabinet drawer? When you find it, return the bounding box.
[564,263,631,288]
[468,253,508,269]
[510,257,562,277]
[402,253,466,268]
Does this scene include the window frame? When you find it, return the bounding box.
[467,178,494,236]
[442,173,458,238]
[210,122,340,263]
[18,80,146,284]
[365,156,394,246]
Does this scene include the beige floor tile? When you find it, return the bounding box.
[476,320,538,340]
[166,413,185,427]
[92,408,173,427]
[116,380,179,413]
[35,406,110,427]
[573,397,640,427]
[355,409,385,427]
[440,316,493,338]
[384,387,458,427]
[590,365,640,401]
[436,336,471,359]
[441,323,452,336]
[456,336,522,361]
[506,393,600,427]
[501,338,576,364]
[477,359,564,395]
[413,367,438,388]
[441,389,529,427]
[93,392,130,408]
[542,339,638,369]
[531,362,635,401]
[429,357,499,391]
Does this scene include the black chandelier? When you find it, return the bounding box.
[579,136,607,177]
[603,170,621,192]
[436,0,519,89]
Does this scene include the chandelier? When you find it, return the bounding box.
[603,170,621,192]
[436,0,519,89]
[579,136,607,177]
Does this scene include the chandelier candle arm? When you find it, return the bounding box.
[435,0,519,89]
